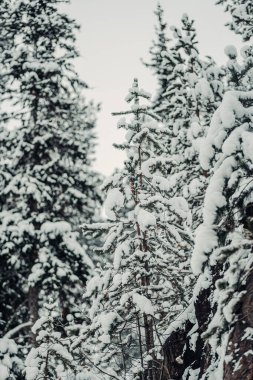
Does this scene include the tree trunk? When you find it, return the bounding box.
[28,285,39,345]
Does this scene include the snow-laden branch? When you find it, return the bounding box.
[4,321,32,339]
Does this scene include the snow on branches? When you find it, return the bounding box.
[79,79,193,380]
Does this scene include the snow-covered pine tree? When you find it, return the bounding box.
[0,2,30,378]
[161,74,253,380]
[162,11,253,378]
[146,13,224,228]
[75,79,193,380]
[170,15,225,228]
[188,81,253,380]
[181,5,253,378]
[216,0,253,41]
[0,0,101,374]
[142,3,171,111]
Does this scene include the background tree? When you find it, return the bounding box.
[145,10,225,228]
[0,0,102,376]
[76,79,193,380]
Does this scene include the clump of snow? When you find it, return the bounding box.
[0,365,10,380]
[223,297,240,323]
[121,271,130,285]
[112,273,122,288]
[189,178,202,196]
[117,117,126,128]
[192,156,236,274]
[132,293,154,316]
[242,131,253,161]
[169,197,190,220]
[200,91,253,170]
[222,124,247,156]
[136,207,156,231]
[113,241,130,270]
[195,78,214,101]
[104,188,124,220]
[188,121,202,141]
[224,45,237,59]
[98,312,120,343]
[191,225,218,275]
[31,317,48,335]
[85,275,102,297]
[41,221,71,236]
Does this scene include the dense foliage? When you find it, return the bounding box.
[0,1,252,380]
[0,0,101,378]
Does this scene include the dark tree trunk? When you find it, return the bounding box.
[28,285,39,345]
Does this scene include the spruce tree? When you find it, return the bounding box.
[163,8,253,377]
[189,76,253,380]
[185,4,253,378]
[75,79,193,380]
[146,13,224,228]
[0,0,101,375]
[168,15,224,228]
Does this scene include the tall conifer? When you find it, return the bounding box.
[0,0,101,376]
[76,79,193,380]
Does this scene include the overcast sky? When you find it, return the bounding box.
[65,0,242,176]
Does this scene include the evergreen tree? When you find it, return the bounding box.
[162,12,253,378]
[184,6,253,378]
[0,0,101,376]
[188,77,253,380]
[146,13,224,228]
[168,15,224,228]
[75,79,193,380]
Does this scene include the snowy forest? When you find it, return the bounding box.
[0,0,252,379]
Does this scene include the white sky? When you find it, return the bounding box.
[65,0,242,176]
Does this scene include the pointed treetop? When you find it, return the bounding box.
[125,78,151,103]
[112,79,160,122]
[154,2,166,30]
[171,14,199,57]
[153,2,169,45]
